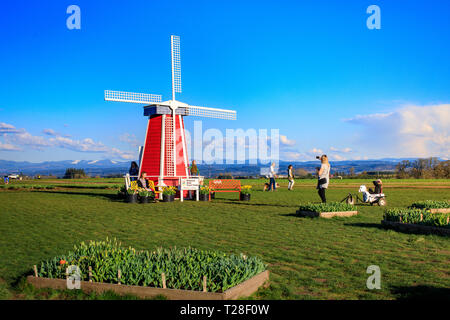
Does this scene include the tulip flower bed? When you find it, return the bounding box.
[33,239,267,295]
[296,202,357,218]
[382,208,450,236]
[410,200,450,213]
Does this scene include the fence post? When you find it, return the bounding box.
[162,273,166,289]
[203,276,207,292]
[88,266,92,282]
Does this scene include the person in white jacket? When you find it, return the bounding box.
[268,162,277,191]
[316,155,330,203]
[287,165,295,190]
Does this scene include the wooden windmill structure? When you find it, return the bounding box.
[105,35,236,188]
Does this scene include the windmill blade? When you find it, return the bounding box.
[105,90,162,104]
[186,105,237,120]
[171,35,182,95]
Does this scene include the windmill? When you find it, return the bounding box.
[105,35,236,190]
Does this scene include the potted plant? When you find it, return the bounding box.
[240,185,252,201]
[139,189,154,204]
[162,186,177,202]
[126,188,138,203]
[199,186,210,201]
[117,185,127,199]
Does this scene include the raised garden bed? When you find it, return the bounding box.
[429,208,450,213]
[28,239,269,300]
[381,220,450,236]
[382,208,450,236]
[296,202,358,218]
[27,270,269,300]
[410,200,450,213]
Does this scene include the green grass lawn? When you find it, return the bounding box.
[0,178,449,300]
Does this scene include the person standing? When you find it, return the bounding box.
[268,162,277,191]
[190,160,199,176]
[287,165,295,190]
[129,161,139,181]
[316,155,330,203]
[188,160,199,200]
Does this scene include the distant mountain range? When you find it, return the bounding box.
[0,158,418,177]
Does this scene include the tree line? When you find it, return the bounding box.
[395,158,449,179]
[63,168,87,179]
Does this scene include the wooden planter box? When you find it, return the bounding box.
[297,210,358,218]
[26,270,269,300]
[381,220,450,236]
[429,208,450,214]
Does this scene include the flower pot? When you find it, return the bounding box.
[140,196,149,204]
[240,193,251,201]
[163,194,175,202]
[126,194,138,203]
[199,193,210,201]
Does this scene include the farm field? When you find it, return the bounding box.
[0,178,449,300]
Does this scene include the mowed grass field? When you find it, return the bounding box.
[0,178,449,300]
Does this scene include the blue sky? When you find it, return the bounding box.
[1,0,449,163]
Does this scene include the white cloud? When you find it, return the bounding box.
[280,135,296,146]
[330,154,346,161]
[345,104,450,159]
[1,123,136,160]
[281,151,304,160]
[344,112,393,123]
[0,122,23,134]
[7,131,52,149]
[49,136,109,153]
[109,148,134,160]
[309,148,323,154]
[119,133,141,148]
[330,147,352,153]
[42,128,58,136]
[0,142,21,151]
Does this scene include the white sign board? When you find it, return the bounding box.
[179,178,201,202]
[181,178,200,190]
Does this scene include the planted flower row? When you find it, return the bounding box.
[0,184,56,190]
[298,202,354,213]
[1,184,121,190]
[384,208,450,228]
[36,238,267,292]
[410,200,450,209]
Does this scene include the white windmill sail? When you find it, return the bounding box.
[185,105,237,120]
[171,35,182,100]
[104,90,162,104]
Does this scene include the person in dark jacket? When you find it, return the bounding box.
[129,161,139,181]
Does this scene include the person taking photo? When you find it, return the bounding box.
[316,155,330,203]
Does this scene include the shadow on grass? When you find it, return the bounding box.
[278,213,321,219]
[36,190,123,202]
[391,285,450,300]
[343,222,385,230]
[218,199,298,208]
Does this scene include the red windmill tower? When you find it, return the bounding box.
[105,35,236,190]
